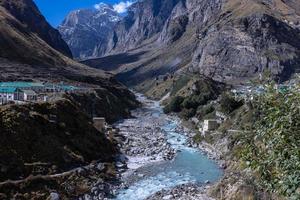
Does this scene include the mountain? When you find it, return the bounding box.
[0,0,72,59]
[105,0,184,54]
[0,1,139,198]
[81,0,300,90]
[58,3,121,59]
[0,0,138,128]
[0,0,117,83]
[0,0,138,124]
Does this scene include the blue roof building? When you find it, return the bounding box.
[0,82,44,88]
[0,87,19,93]
[0,87,23,103]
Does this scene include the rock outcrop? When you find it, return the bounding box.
[58,3,121,59]
[106,0,184,54]
[0,98,114,182]
[0,89,138,199]
[191,0,300,83]
[79,0,300,88]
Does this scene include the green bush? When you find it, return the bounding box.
[180,108,196,120]
[240,86,300,198]
[163,96,184,113]
[197,105,215,119]
[219,92,243,114]
[170,76,190,96]
[165,77,225,116]
[181,95,206,109]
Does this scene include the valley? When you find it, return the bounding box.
[83,94,223,200]
[0,0,300,199]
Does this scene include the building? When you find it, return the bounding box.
[44,83,79,93]
[22,90,37,101]
[37,93,48,102]
[0,82,45,92]
[0,82,81,105]
[0,88,22,104]
[201,120,220,136]
[60,85,78,92]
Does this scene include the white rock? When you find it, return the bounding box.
[162,194,173,200]
[49,193,60,200]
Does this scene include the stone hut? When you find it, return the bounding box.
[93,117,106,132]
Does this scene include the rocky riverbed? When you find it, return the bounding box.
[114,99,177,172]
[146,183,213,200]
[82,94,222,200]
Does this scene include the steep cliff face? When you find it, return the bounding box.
[59,4,121,59]
[81,0,300,89]
[191,0,300,83]
[106,0,183,54]
[0,0,72,58]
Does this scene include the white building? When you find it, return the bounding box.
[0,88,22,104]
[22,90,37,101]
[201,120,220,136]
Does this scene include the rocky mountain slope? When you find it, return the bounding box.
[0,0,72,63]
[81,0,300,91]
[0,0,139,125]
[0,0,112,82]
[106,0,184,54]
[0,88,138,199]
[58,3,121,59]
[0,0,72,58]
[0,0,139,198]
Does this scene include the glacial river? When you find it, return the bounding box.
[114,94,222,200]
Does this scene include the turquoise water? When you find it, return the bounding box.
[115,97,222,200]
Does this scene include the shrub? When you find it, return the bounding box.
[181,89,218,110]
[163,96,184,113]
[240,86,300,198]
[181,96,197,109]
[180,108,196,120]
[197,105,215,119]
[219,92,243,114]
[170,76,190,96]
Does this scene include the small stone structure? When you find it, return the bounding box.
[203,120,219,132]
[93,117,106,132]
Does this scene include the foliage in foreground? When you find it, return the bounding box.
[240,86,300,198]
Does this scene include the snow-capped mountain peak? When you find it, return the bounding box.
[94,2,113,11]
[58,4,122,59]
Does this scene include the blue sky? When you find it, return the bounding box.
[34,0,132,27]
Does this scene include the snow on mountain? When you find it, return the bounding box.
[58,3,122,59]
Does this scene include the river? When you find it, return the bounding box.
[112,94,223,200]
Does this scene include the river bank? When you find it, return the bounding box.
[82,93,223,200]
